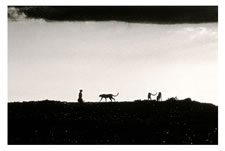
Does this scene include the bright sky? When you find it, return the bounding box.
[8,20,217,104]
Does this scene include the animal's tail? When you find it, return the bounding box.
[113,92,119,97]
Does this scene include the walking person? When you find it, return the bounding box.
[78,89,84,103]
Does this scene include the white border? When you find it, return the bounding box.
[0,2,8,150]
[218,0,225,149]
[6,0,219,6]
[1,0,223,151]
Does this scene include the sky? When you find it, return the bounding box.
[8,7,218,104]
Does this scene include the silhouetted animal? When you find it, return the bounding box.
[156,92,162,101]
[148,92,157,100]
[77,89,84,103]
[99,93,119,102]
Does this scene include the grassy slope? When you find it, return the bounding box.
[8,100,218,144]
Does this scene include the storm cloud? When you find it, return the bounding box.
[8,6,218,24]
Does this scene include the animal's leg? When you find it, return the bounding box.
[105,98,107,102]
[112,97,115,102]
[100,97,103,102]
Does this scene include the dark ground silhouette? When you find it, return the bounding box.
[8,99,218,144]
[10,6,218,23]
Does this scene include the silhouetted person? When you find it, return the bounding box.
[156,92,162,101]
[77,89,84,103]
[148,92,157,100]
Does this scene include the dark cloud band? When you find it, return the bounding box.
[9,6,218,23]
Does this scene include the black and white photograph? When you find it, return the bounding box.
[7,6,218,145]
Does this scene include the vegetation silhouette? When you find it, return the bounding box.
[8,98,218,144]
[99,92,119,102]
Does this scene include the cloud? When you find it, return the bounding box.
[184,26,217,41]
[8,6,218,24]
[8,7,26,21]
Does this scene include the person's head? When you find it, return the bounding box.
[80,89,83,92]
